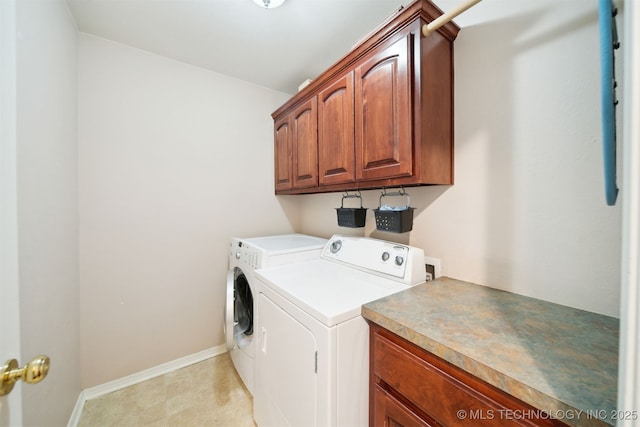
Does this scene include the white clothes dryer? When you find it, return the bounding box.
[225,234,327,395]
[253,235,426,427]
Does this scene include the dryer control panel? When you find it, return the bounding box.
[321,235,426,285]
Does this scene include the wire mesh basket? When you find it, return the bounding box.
[373,189,414,233]
[336,192,367,228]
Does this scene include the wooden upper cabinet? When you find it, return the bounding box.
[291,97,319,189]
[274,97,318,191]
[355,34,412,182]
[274,116,292,191]
[271,0,459,195]
[318,72,355,186]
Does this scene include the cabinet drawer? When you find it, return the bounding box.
[374,384,435,427]
[372,328,563,426]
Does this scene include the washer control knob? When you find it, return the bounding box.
[330,240,342,253]
[381,252,390,262]
[235,252,241,260]
[395,256,404,266]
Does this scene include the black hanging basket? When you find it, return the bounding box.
[336,192,367,228]
[373,189,414,233]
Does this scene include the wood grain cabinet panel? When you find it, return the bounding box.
[355,34,412,182]
[374,384,435,427]
[291,98,318,189]
[274,116,292,191]
[274,97,318,191]
[369,324,568,427]
[318,72,355,186]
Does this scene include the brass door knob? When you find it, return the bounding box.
[0,355,50,396]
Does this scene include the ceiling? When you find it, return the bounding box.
[65,0,541,94]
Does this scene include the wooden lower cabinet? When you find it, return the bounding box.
[369,324,567,427]
[374,384,434,427]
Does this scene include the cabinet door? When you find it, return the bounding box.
[292,98,319,189]
[355,34,413,181]
[318,72,355,186]
[274,116,292,191]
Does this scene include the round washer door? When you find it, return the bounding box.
[225,267,254,350]
[234,268,254,337]
[224,269,235,350]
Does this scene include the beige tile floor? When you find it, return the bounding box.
[78,352,255,427]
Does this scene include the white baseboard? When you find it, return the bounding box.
[66,390,86,427]
[67,345,227,427]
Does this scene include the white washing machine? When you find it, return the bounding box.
[253,234,426,427]
[225,234,327,395]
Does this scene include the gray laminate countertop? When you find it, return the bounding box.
[362,277,619,427]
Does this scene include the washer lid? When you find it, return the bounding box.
[237,234,327,254]
[255,259,410,327]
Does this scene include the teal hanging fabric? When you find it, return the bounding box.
[598,0,619,206]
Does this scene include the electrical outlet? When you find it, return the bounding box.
[424,256,441,279]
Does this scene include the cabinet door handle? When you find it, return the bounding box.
[261,327,267,353]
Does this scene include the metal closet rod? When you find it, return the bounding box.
[422,0,482,37]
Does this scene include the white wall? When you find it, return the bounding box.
[78,34,297,387]
[15,0,81,425]
[298,0,622,317]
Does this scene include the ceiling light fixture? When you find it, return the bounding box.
[252,0,285,8]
